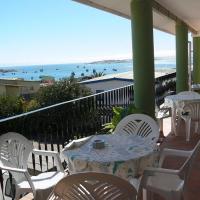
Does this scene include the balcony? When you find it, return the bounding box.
[1,72,200,200]
[10,115,200,200]
[0,73,175,196]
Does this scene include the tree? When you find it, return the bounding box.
[36,76,91,107]
[91,71,105,78]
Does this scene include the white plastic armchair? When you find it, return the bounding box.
[0,132,65,200]
[156,105,171,136]
[48,172,137,200]
[180,100,200,141]
[131,139,200,200]
[156,91,175,135]
[114,114,159,145]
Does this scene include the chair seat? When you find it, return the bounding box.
[18,171,65,190]
[146,173,184,193]
[17,171,65,199]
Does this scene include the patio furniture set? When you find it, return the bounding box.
[1,91,200,200]
[165,91,200,141]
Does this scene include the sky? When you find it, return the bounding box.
[0,0,176,66]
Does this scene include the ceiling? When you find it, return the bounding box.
[73,0,200,35]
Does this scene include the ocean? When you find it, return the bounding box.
[0,59,176,81]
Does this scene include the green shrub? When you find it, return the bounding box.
[0,95,24,118]
[36,76,91,107]
[103,104,143,133]
[22,99,40,112]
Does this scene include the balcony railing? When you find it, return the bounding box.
[0,72,176,173]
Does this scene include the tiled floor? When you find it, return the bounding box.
[20,117,200,200]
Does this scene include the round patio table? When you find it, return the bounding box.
[164,93,200,135]
[62,134,157,180]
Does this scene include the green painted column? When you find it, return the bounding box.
[193,36,200,83]
[130,0,155,117]
[176,21,188,92]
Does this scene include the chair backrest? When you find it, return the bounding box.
[114,114,159,144]
[182,100,200,120]
[0,132,33,170]
[48,172,137,200]
[178,91,200,96]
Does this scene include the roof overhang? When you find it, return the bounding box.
[73,0,200,35]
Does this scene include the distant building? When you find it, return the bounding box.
[81,71,171,93]
[0,78,40,98]
[81,72,133,93]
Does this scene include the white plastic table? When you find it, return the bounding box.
[62,134,157,180]
[164,93,200,135]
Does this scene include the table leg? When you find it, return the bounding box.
[171,107,177,135]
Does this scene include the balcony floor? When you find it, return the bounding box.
[20,117,200,200]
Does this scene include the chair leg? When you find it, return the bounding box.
[158,119,165,141]
[185,119,191,142]
[143,189,147,200]
[195,122,198,133]
[159,119,163,133]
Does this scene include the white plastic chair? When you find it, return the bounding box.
[180,100,200,142]
[156,104,171,136]
[48,172,137,200]
[0,132,65,200]
[156,91,175,136]
[131,139,200,200]
[114,114,159,145]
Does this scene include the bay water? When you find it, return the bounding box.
[0,59,175,81]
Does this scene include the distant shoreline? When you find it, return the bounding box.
[88,59,131,64]
[87,57,175,64]
[0,69,17,73]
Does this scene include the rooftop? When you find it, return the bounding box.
[81,69,175,83]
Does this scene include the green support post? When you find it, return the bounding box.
[176,21,188,92]
[130,0,155,117]
[193,36,200,84]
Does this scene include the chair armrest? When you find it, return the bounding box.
[0,164,36,197]
[143,167,179,176]
[33,149,59,156]
[162,148,192,157]
[32,149,64,172]
[139,167,179,191]
[158,148,192,167]
[157,107,171,119]
[0,165,27,173]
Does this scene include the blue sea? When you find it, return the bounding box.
[0,59,176,81]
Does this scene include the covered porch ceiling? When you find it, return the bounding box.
[73,0,200,35]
